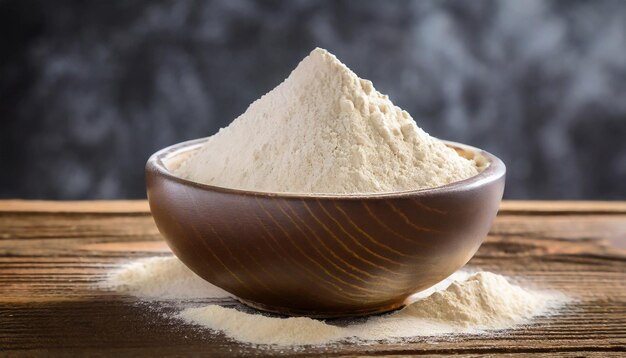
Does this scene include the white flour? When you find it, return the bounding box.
[104,256,230,299]
[180,305,346,346]
[175,48,480,194]
[178,271,566,346]
[103,256,566,346]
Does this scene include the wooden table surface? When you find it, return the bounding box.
[1,200,625,357]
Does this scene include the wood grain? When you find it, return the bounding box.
[0,200,150,213]
[4,199,626,214]
[0,200,625,357]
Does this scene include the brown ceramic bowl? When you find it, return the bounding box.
[146,138,505,318]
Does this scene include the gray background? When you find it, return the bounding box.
[1,0,625,200]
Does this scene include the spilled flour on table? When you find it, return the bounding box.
[177,271,566,346]
[103,256,568,346]
[103,256,230,299]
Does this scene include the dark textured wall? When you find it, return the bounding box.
[1,0,625,199]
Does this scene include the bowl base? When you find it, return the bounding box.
[235,297,405,319]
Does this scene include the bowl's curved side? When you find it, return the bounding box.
[145,142,505,317]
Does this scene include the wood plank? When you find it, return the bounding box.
[492,215,626,249]
[498,200,626,213]
[2,199,626,214]
[0,200,150,213]
[0,201,625,356]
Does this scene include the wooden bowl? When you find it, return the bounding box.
[146,138,505,317]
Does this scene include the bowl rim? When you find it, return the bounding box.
[146,137,506,199]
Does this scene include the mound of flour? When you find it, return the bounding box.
[104,257,566,346]
[176,48,480,194]
[177,271,566,346]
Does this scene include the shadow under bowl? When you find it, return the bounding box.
[146,138,505,318]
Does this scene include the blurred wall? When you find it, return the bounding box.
[1,0,625,199]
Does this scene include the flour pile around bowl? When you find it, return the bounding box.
[175,48,482,194]
[177,271,566,346]
[104,256,230,300]
[104,256,567,347]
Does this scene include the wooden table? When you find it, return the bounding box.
[1,200,625,357]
